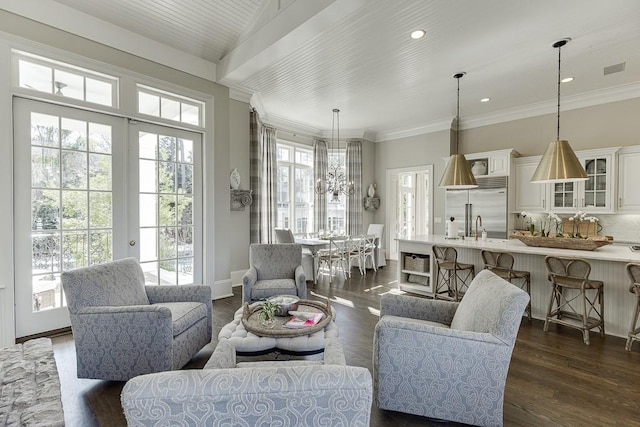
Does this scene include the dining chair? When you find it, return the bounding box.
[316,237,348,283]
[366,224,386,268]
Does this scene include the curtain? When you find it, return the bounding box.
[313,139,328,233]
[260,125,278,243]
[249,110,261,243]
[249,110,278,243]
[346,139,363,235]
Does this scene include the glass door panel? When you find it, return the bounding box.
[14,98,126,337]
[582,157,607,208]
[130,124,201,286]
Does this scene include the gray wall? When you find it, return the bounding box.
[374,130,451,254]
[461,97,640,155]
[229,100,251,274]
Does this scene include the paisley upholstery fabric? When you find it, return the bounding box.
[63,257,149,313]
[122,339,372,427]
[373,269,529,426]
[242,244,307,303]
[61,259,212,381]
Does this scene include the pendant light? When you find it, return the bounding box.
[439,72,478,189]
[531,38,587,183]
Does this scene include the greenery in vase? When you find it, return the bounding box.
[259,300,278,325]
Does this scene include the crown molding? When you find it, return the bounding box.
[228,87,252,103]
[375,120,452,142]
[262,112,323,138]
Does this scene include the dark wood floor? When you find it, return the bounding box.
[51,261,640,426]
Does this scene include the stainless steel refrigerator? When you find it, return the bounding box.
[445,176,508,239]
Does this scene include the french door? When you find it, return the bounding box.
[127,122,202,286]
[13,98,202,337]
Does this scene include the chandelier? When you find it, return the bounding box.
[315,108,354,201]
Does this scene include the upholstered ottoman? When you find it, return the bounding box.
[218,304,338,355]
[0,338,64,426]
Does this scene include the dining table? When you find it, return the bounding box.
[295,235,379,283]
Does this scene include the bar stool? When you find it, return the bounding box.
[625,263,640,351]
[543,256,604,345]
[432,246,475,301]
[481,250,532,320]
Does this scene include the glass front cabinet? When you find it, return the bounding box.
[548,148,618,213]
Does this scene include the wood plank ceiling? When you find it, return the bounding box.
[17,0,640,139]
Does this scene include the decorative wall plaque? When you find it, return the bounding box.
[364,197,380,211]
[231,189,253,211]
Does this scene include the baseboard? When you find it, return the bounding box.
[230,269,246,287]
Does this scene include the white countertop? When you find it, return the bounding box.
[397,235,640,263]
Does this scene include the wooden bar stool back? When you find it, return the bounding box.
[543,256,604,345]
[432,245,475,301]
[481,250,532,320]
[625,263,640,351]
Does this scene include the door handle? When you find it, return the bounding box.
[129,240,136,246]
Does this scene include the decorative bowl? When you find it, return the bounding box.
[510,230,613,251]
[267,295,300,316]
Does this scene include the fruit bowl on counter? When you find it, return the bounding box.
[510,230,613,251]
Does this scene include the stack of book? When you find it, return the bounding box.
[283,311,324,329]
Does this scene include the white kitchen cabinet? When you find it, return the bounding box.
[516,148,618,214]
[465,149,518,178]
[617,147,640,212]
[513,156,548,212]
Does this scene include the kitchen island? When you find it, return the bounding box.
[397,235,640,338]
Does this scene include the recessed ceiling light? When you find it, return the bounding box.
[480,97,491,103]
[561,76,574,83]
[410,29,426,39]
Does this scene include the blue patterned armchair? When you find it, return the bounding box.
[373,269,529,426]
[242,243,307,304]
[121,338,372,426]
[61,257,212,381]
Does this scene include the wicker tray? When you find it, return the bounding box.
[510,231,612,251]
[241,299,332,337]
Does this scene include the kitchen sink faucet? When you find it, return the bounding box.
[475,215,483,241]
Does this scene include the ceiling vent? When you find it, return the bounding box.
[603,62,626,76]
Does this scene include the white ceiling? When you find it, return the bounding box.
[4,0,640,141]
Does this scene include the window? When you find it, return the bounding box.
[137,85,204,127]
[276,143,314,235]
[14,50,118,107]
[326,151,347,233]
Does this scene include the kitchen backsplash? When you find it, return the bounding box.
[511,213,640,243]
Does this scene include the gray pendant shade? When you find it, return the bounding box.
[530,139,588,183]
[439,154,478,189]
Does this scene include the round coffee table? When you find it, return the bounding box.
[218,300,339,356]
